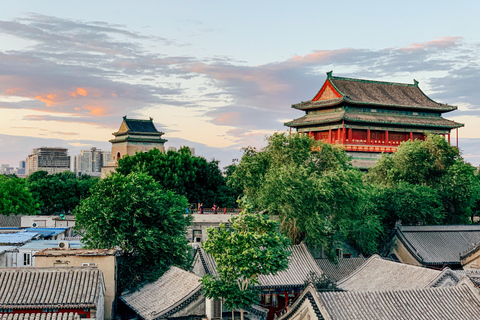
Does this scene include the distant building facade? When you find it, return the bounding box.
[74,147,111,177]
[26,147,71,175]
[101,116,167,177]
[17,160,26,175]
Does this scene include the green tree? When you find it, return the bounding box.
[116,147,238,207]
[0,175,37,214]
[74,172,192,291]
[229,133,373,257]
[27,171,98,214]
[367,134,480,224]
[201,197,291,320]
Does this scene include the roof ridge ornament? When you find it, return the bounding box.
[414,79,419,86]
[326,71,333,78]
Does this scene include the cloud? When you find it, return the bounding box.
[0,14,479,167]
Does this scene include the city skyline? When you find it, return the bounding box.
[1,1,479,167]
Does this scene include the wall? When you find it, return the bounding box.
[35,253,116,320]
[387,235,422,267]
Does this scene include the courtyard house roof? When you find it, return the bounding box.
[0,267,104,309]
[391,225,480,266]
[198,243,323,289]
[120,267,202,320]
[315,256,366,283]
[337,254,443,291]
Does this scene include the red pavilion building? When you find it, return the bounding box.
[285,72,464,168]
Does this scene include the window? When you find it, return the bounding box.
[23,253,31,266]
[193,230,202,243]
[335,248,342,259]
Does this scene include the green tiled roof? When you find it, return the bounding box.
[285,110,463,129]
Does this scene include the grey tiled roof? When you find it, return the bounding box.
[337,255,442,291]
[330,76,455,111]
[292,76,457,112]
[198,243,323,289]
[120,267,202,320]
[315,256,366,282]
[394,225,480,265]
[0,215,22,228]
[317,283,480,320]
[0,267,104,308]
[0,313,81,320]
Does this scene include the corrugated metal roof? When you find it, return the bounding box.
[0,267,104,308]
[24,228,67,238]
[0,232,38,245]
[315,256,366,282]
[199,243,323,289]
[120,267,202,320]
[0,246,17,254]
[19,240,83,250]
[337,255,442,291]
[395,225,480,265]
[317,284,480,320]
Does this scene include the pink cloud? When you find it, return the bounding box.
[399,36,463,53]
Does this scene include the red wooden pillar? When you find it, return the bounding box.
[367,129,371,144]
[285,290,288,311]
[410,132,413,141]
[456,128,459,148]
[337,128,341,143]
[328,129,332,144]
[448,133,451,144]
[342,121,346,144]
[385,130,389,145]
[348,128,352,143]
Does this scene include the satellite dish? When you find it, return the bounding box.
[33,223,37,227]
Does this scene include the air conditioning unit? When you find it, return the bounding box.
[82,263,97,267]
[58,241,70,249]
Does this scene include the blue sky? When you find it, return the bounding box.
[0,1,479,167]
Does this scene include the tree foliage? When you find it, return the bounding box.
[75,172,192,291]
[367,134,480,224]
[27,171,98,215]
[116,147,238,207]
[229,133,374,257]
[201,197,291,319]
[0,175,37,215]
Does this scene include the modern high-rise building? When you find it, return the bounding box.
[74,147,111,177]
[26,147,71,175]
[17,161,26,176]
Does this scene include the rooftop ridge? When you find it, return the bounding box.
[329,75,418,88]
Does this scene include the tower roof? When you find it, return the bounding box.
[293,72,457,112]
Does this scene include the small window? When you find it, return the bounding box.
[24,253,31,266]
[335,248,343,259]
[117,152,121,160]
[193,230,202,243]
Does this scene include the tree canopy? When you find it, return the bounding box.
[74,172,192,291]
[27,171,98,215]
[367,134,480,224]
[0,175,37,215]
[116,147,238,207]
[201,197,291,320]
[228,133,374,258]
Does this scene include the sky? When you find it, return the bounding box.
[0,1,479,168]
